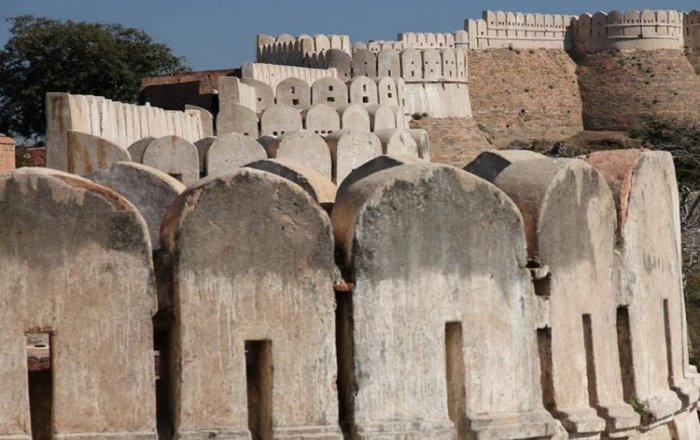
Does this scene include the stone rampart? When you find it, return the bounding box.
[465,11,575,50]
[572,10,685,53]
[1,152,699,439]
[256,33,351,65]
[241,62,338,90]
[46,93,211,173]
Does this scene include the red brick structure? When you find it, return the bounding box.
[0,135,16,171]
[140,69,238,113]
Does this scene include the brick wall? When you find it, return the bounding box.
[468,49,583,148]
[0,136,16,171]
[139,69,239,113]
[578,50,700,131]
[409,117,492,167]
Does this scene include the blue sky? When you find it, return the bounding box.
[1,0,698,70]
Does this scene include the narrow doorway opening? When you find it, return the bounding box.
[663,299,674,386]
[537,327,555,412]
[582,314,599,406]
[246,340,273,440]
[26,332,52,440]
[616,306,636,401]
[445,322,467,438]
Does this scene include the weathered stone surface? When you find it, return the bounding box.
[87,161,185,250]
[587,150,700,432]
[336,153,423,197]
[263,130,332,179]
[260,104,303,138]
[338,104,370,131]
[490,158,639,438]
[325,130,383,184]
[141,135,199,185]
[204,133,267,178]
[162,168,342,440]
[332,163,558,439]
[245,158,336,209]
[373,129,419,157]
[305,103,341,136]
[128,136,156,164]
[276,77,311,110]
[216,103,260,138]
[194,136,216,175]
[407,128,430,160]
[67,130,130,175]
[464,149,544,182]
[0,168,157,439]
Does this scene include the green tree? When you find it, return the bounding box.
[0,15,190,143]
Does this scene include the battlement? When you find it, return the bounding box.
[353,32,470,53]
[572,10,685,53]
[256,33,351,65]
[465,11,576,50]
[8,145,700,438]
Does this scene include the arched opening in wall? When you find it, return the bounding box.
[445,322,467,438]
[616,306,636,402]
[246,340,273,440]
[582,314,599,407]
[26,332,52,440]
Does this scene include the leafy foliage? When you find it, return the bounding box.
[0,15,190,142]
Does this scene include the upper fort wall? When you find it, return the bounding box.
[465,11,576,50]
[256,34,351,65]
[572,10,685,53]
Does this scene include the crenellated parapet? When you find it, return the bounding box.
[241,62,338,90]
[256,33,351,65]
[353,31,470,53]
[572,10,685,53]
[465,11,576,50]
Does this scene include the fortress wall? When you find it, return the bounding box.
[572,10,684,53]
[241,62,338,90]
[577,50,700,131]
[257,33,351,65]
[46,92,209,172]
[1,153,699,438]
[467,49,583,147]
[219,76,407,115]
[465,11,575,50]
[343,48,468,84]
[403,83,471,117]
